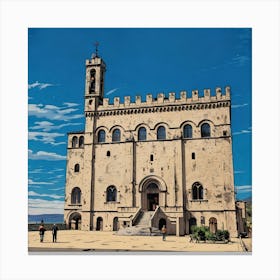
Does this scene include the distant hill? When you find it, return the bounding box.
[28,214,64,224]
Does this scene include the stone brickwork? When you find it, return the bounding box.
[64,52,243,237]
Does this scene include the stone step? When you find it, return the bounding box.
[116,226,162,236]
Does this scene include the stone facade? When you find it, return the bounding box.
[64,52,243,237]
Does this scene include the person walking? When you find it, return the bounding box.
[39,224,46,242]
[161,225,167,241]
[52,224,58,243]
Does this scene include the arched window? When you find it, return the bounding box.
[138,127,147,141]
[98,130,106,143]
[112,129,121,142]
[201,123,211,138]
[72,136,78,148]
[79,136,84,148]
[106,186,117,202]
[90,69,96,92]
[71,187,81,204]
[157,126,166,140]
[96,217,103,231]
[183,124,193,138]
[192,182,204,200]
[74,164,80,172]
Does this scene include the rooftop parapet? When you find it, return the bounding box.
[98,87,231,110]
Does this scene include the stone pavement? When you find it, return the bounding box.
[28,230,251,253]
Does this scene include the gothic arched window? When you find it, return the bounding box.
[79,136,84,148]
[98,130,106,143]
[138,127,147,141]
[201,123,211,138]
[71,187,81,204]
[112,129,121,142]
[72,136,78,148]
[183,124,193,138]
[157,126,166,140]
[192,182,204,200]
[106,186,117,202]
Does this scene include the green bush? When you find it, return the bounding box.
[190,226,230,242]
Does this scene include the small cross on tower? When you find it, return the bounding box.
[95,42,99,57]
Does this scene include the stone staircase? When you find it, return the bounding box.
[115,210,161,236]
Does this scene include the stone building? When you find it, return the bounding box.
[64,51,245,237]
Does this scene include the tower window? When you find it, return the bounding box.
[98,130,106,143]
[201,123,211,138]
[71,187,81,204]
[192,152,195,160]
[72,136,78,148]
[192,182,204,200]
[157,126,166,140]
[90,69,96,92]
[106,186,117,202]
[112,129,121,142]
[79,136,84,148]
[89,99,93,105]
[106,151,111,157]
[74,164,80,172]
[183,124,193,138]
[223,130,227,136]
[138,127,147,141]
[150,154,154,161]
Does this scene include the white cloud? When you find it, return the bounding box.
[235,185,252,193]
[63,102,79,107]
[28,131,64,145]
[234,170,245,174]
[28,103,83,121]
[232,129,252,136]
[28,191,64,200]
[30,120,82,132]
[28,81,55,90]
[28,149,66,161]
[231,103,248,109]
[29,168,44,174]
[28,198,64,215]
[105,88,119,96]
[28,179,53,185]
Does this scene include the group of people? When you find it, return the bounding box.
[38,222,58,243]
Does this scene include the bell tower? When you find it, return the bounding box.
[84,42,106,111]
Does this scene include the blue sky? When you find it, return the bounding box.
[28,28,252,215]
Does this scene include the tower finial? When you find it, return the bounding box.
[94,41,99,57]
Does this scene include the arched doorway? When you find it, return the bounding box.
[143,182,159,211]
[159,218,166,230]
[189,217,197,233]
[113,217,119,231]
[209,217,217,234]
[69,212,81,230]
[96,217,103,231]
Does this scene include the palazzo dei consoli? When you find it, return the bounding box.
[64,50,247,237]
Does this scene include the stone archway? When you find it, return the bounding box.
[69,212,81,230]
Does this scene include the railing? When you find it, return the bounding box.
[130,207,142,226]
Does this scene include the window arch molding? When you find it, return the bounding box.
[154,123,169,140]
[106,185,117,202]
[134,123,151,141]
[191,182,204,200]
[180,121,196,139]
[79,136,84,148]
[198,119,214,138]
[109,125,124,142]
[71,136,78,148]
[71,187,81,204]
[96,126,109,143]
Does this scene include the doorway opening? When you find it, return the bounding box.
[147,193,159,211]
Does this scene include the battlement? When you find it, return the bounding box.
[98,87,231,110]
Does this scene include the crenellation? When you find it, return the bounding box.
[114,97,120,106]
[96,87,231,111]
[124,96,130,106]
[157,93,164,103]
[146,94,153,104]
[169,92,176,102]
[192,90,199,101]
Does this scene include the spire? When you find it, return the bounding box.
[92,41,99,58]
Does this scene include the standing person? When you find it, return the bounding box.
[52,224,58,243]
[161,225,167,241]
[39,224,46,242]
